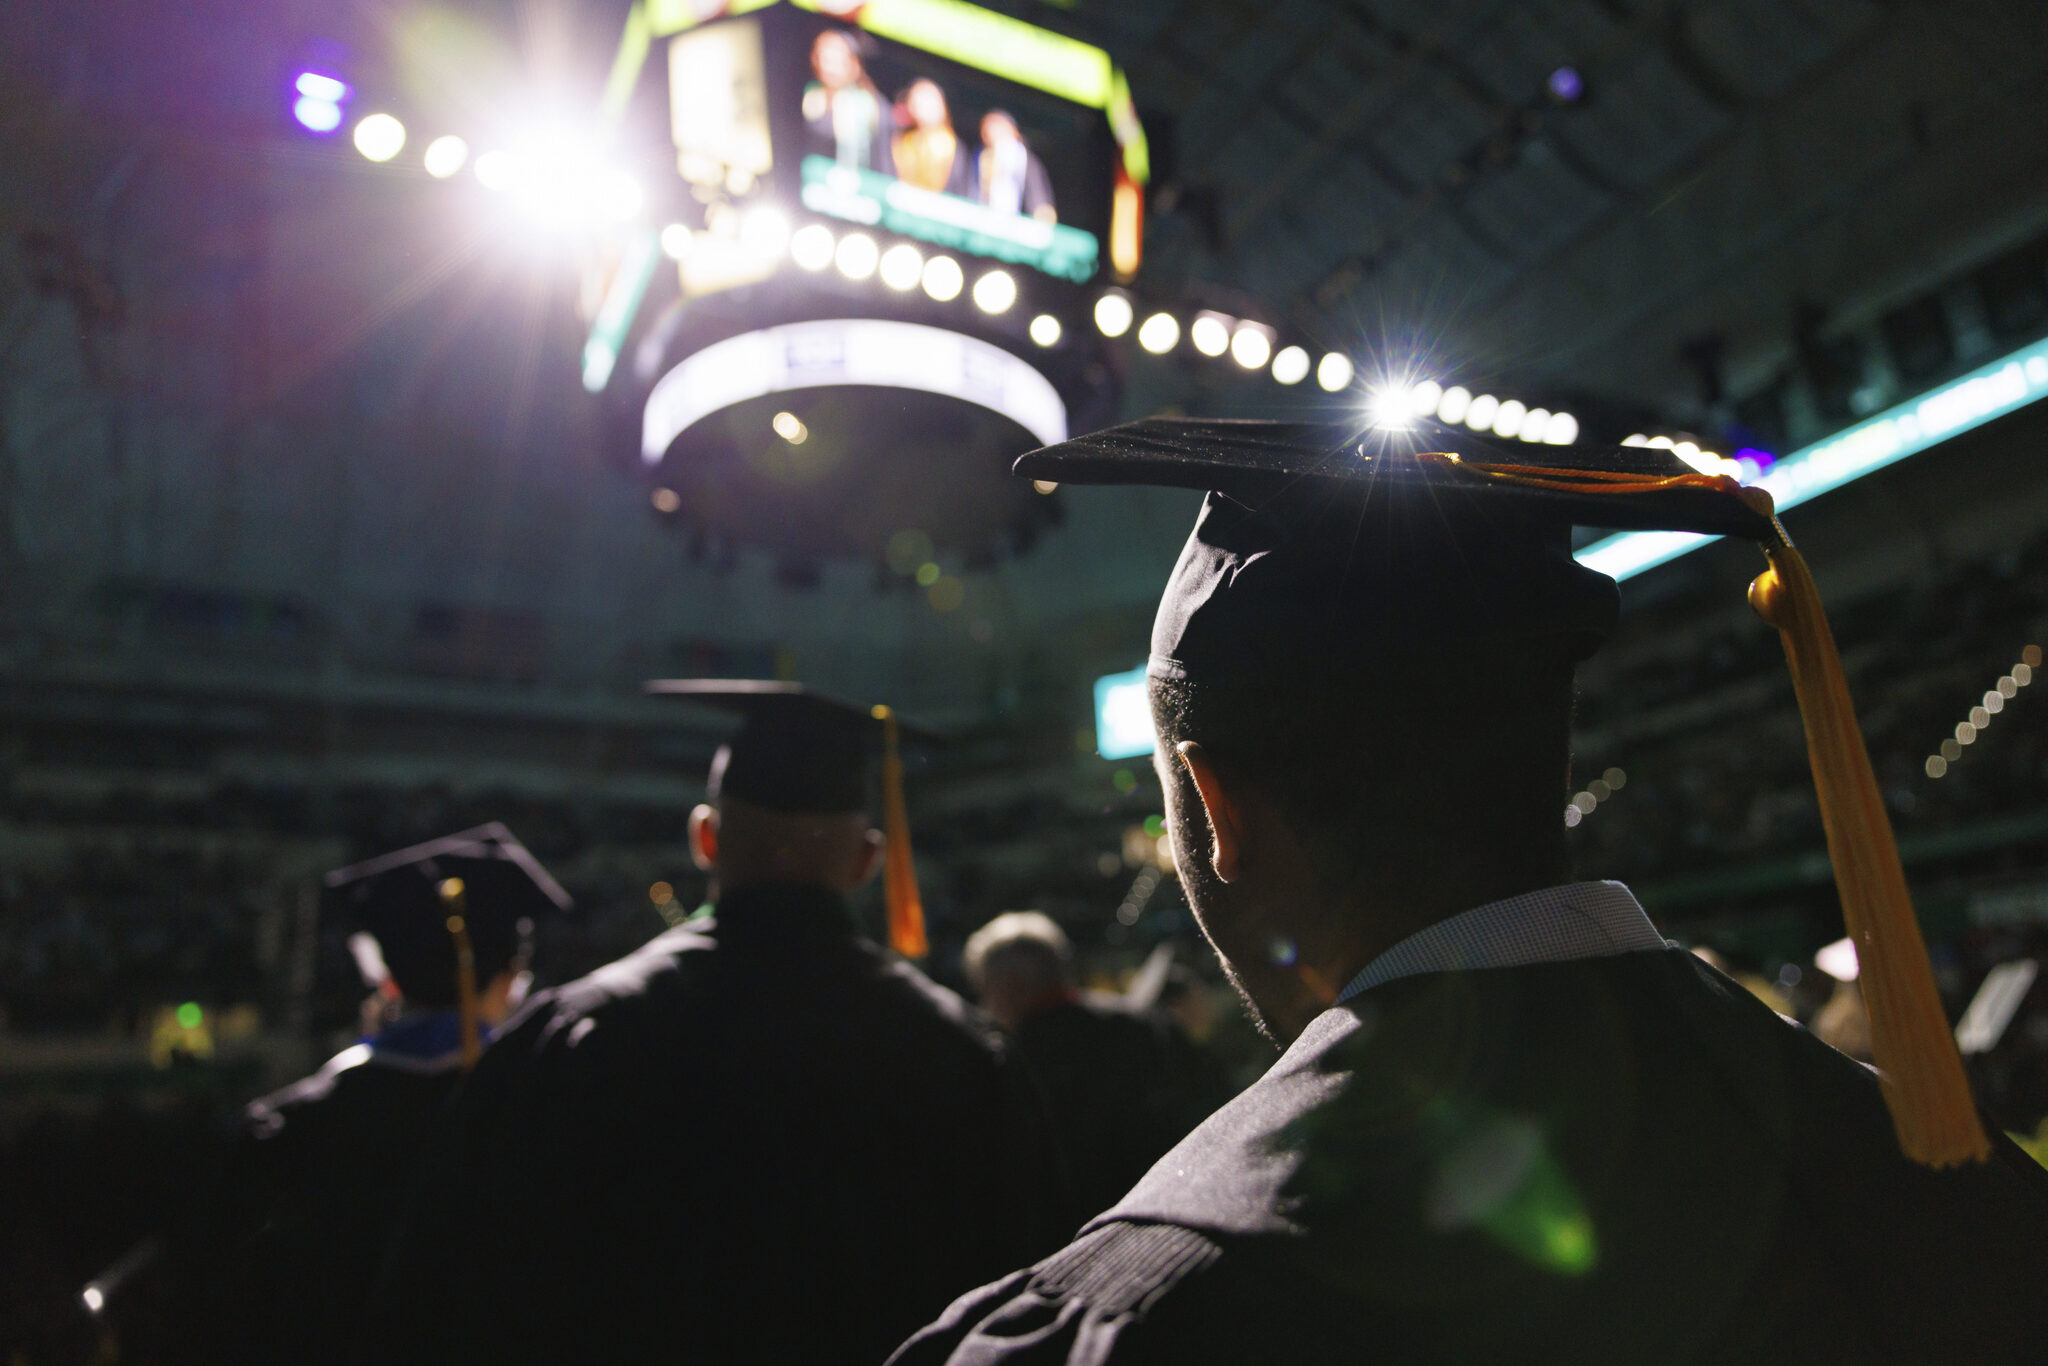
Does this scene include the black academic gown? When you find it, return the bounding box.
[893,949,2048,1365]
[194,1015,472,1365]
[1012,997,1230,1227]
[373,883,1065,1366]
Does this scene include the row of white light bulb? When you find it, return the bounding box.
[344,116,1561,415]
[1374,378,1581,445]
[1924,647,2040,779]
[1621,432,1757,481]
[340,126,1457,401]
[704,215,1360,385]
[344,113,650,226]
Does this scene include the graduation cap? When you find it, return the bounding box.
[644,680,931,959]
[1017,416,1990,1169]
[325,823,572,1067]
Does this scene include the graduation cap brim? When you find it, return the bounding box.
[324,822,573,913]
[643,679,944,744]
[1013,417,1777,542]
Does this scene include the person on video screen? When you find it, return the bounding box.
[802,29,892,174]
[892,79,973,196]
[976,111,1057,224]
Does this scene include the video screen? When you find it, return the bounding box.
[791,20,1107,282]
[666,12,1113,286]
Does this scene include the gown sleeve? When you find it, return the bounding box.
[887,1223,1232,1366]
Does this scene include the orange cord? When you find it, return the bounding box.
[1425,452,1990,1167]
[438,878,484,1072]
[872,706,929,959]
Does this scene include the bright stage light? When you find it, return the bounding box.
[352,114,406,163]
[1492,398,1527,438]
[474,149,519,191]
[1271,346,1310,385]
[643,319,1069,460]
[294,97,344,133]
[1520,408,1551,442]
[1138,313,1179,354]
[879,243,923,290]
[835,233,879,279]
[1095,293,1134,338]
[1544,411,1579,444]
[1368,387,1412,428]
[660,223,694,260]
[973,270,1017,314]
[790,224,835,270]
[1437,385,1472,424]
[772,410,809,444]
[1190,315,1229,357]
[594,169,645,223]
[921,254,964,300]
[423,135,468,179]
[1465,393,1500,431]
[741,207,790,256]
[1317,352,1355,392]
[1408,379,1443,416]
[1231,328,1271,369]
[1030,314,1062,347]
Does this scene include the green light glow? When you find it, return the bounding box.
[583,228,663,393]
[1476,1146,1599,1276]
[176,1002,203,1030]
[602,1,653,119]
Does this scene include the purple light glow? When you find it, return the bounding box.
[1547,66,1584,103]
[295,72,349,102]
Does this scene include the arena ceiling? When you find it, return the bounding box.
[4,0,2048,765]
[1041,0,2048,420]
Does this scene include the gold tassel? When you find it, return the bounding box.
[438,877,484,1071]
[1750,542,1989,1166]
[1413,454,1991,1167]
[872,705,929,959]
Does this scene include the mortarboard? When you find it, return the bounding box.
[1016,415,1988,1169]
[326,823,572,1067]
[644,679,932,958]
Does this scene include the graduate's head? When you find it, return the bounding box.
[963,911,1075,1030]
[653,682,934,903]
[328,825,570,1019]
[1012,418,1774,1042]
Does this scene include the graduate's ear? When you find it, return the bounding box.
[688,804,720,872]
[1176,741,1245,884]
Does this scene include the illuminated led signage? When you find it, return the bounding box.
[1094,666,1154,760]
[1578,336,2048,581]
[642,318,1068,461]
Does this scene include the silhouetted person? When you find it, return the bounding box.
[966,912,1226,1225]
[374,683,1062,1366]
[893,419,2048,1365]
[197,825,568,1365]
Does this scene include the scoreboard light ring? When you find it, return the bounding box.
[642,317,1068,463]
